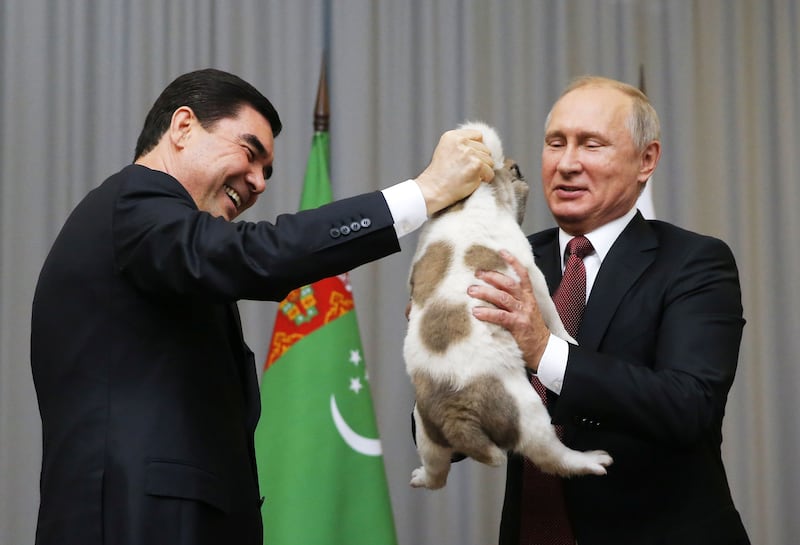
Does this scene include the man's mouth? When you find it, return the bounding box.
[224,185,242,209]
[556,185,586,194]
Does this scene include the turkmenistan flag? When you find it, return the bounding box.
[254,129,398,545]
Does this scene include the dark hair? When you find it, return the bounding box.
[134,68,282,160]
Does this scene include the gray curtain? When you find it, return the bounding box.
[2,1,797,544]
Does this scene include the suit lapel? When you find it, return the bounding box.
[579,213,658,349]
[225,303,263,485]
[226,303,261,430]
[530,215,659,350]
[529,228,562,295]
[529,229,564,408]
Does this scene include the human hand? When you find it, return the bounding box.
[468,250,551,371]
[415,129,495,216]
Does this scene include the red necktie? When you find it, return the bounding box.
[552,236,593,338]
[518,236,593,545]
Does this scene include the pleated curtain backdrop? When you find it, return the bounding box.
[2,1,798,544]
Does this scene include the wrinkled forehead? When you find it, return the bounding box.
[548,86,632,133]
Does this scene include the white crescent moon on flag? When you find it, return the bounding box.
[330,394,382,456]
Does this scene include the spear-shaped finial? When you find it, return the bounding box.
[314,56,329,132]
[638,64,647,96]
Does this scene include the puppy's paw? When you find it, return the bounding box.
[547,449,614,477]
[409,467,430,488]
[477,446,507,467]
[582,450,614,475]
[410,466,446,489]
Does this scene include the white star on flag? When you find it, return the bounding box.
[349,377,363,394]
[349,349,362,366]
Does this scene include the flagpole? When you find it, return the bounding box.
[256,55,398,544]
[314,56,329,132]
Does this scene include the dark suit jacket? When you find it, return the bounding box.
[499,213,750,545]
[31,164,401,545]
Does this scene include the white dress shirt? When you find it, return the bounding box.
[536,207,639,394]
[380,180,428,238]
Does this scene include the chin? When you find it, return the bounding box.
[552,207,585,224]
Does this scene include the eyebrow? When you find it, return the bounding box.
[241,133,269,159]
[545,129,606,141]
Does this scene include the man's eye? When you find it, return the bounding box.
[264,165,273,180]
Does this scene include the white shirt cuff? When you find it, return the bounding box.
[381,179,427,238]
[536,334,569,395]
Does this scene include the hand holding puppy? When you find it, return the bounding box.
[415,129,496,216]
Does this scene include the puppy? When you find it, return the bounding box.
[404,122,612,489]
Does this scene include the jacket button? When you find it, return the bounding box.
[329,227,341,238]
[340,225,351,236]
[360,218,372,228]
[350,221,361,232]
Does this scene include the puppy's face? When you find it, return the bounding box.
[493,158,529,225]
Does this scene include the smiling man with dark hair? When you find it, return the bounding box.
[31,67,494,545]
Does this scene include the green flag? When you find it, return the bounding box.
[255,130,398,545]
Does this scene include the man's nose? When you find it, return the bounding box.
[246,168,267,195]
[557,145,582,175]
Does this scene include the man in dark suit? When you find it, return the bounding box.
[470,76,750,544]
[31,68,494,545]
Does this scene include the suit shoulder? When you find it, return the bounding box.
[645,219,738,264]
[527,227,558,249]
[116,164,193,200]
[647,219,733,249]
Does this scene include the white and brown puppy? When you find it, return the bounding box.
[404,122,612,489]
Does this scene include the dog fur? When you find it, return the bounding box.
[404,122,612,489]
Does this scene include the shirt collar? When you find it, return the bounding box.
[558,206,638,265]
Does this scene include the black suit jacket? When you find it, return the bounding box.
[31,165,401,545]
[499,213,750,545]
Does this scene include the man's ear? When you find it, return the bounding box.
[638,140,661,183]
[168,106,197,150]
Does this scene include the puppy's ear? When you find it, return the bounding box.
[514,181,529,225]
[458,121,504,170]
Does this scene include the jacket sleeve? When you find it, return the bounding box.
[112,169,401,303]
